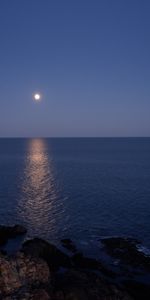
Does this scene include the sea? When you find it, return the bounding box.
[0,138,150,254]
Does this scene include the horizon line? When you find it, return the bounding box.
[0,136,150,139]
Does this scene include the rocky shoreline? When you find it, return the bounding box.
[0,225,150,299]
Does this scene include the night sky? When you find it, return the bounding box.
[0,0,150,137]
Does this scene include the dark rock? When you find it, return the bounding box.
[11,224,27,236]
[72,253,115,278]
[22,238,71,271]
[61,239,72,243]
[29,289,51,299]
[0,224,27,246]
[54,290,65,300]
[0,252,50,297]
[0,249,7,255]
[3,289,51,300]
[123,280,150,300]
[101,237,150,271]
[72,252,103,270]
[61,239,77,253]
[53,269,133,300]
[0,234,8,246]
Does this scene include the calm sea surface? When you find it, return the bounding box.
[0,138,150,251]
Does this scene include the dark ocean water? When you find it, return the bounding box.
[0,138,150,253]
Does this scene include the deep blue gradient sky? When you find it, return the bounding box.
[0,0,150,137]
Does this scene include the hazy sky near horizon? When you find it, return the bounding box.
[0,0,150,137]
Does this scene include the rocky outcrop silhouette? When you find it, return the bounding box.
[0,226,150,299]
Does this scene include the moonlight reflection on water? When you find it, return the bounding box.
[18,139,60,236]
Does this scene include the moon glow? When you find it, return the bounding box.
[33,93,41,101]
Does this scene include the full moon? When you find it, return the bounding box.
[33,93,41,101]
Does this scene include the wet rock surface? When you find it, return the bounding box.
[0,225,150,299]
[21,237,71,271]
[101,237,150,271]
[61,239,77,253]
[71,252,115,278]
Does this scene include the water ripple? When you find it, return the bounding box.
[17,139,63,237]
